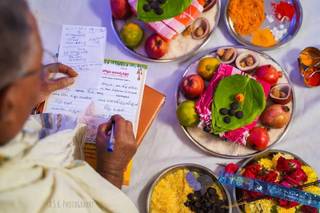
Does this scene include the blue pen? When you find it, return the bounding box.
[107,121,115,152]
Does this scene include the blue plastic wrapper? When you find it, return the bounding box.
[218,174,320,208]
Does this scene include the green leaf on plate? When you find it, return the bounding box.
[137,0,192,22]
[211,74,266,134]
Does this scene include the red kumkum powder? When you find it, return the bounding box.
[272,1,295,21]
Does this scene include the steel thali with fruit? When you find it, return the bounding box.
[112,0,221,62]
[176,46,296,159]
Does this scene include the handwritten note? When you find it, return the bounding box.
[93,60,147,132]
[57,25,106,88]
[44,58,147,136]
[44,25,147,137]
[45,25,106,116]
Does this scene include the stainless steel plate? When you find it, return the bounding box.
[232,149,314,213]
[176,46,296,159]
[146,163,232,213]
[224,0,303,51]
[112,0,221,63]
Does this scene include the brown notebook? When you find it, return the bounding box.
[84,85,165,185]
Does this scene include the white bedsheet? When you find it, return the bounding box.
[28,0,320,212]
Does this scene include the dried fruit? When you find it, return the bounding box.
[270,83,292,104]
[230,102,240,110]
[219,108,228,115]
[223,116,231,123]
[235,111,243,119]
[235,52,260,72]
[154,7,163,15]
[191,18,210,40]
[182,25,192,37]
[228,109,236,116]
[143,4,151,12]
[217,48,237,63]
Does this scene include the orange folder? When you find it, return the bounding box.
[84,85,165,185]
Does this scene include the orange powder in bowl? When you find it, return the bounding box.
[228,0,265,36]
[251,28,277,47]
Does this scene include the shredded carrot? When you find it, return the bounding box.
[228,0,265,36]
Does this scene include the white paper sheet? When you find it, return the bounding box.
[44,25,147,137]
[58,25,106,88]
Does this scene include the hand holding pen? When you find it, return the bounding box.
[95,115,137,189]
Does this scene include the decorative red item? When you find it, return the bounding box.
[301,205,319,213]
[272,1,295,22]
[255,65,282,85]
[261,170,279,183]
[243,189,263,199]
[242,163,261,178]
[224,163,239,174]
[276,157,302,173]
[285,168,308,186]
[278,198,299,208]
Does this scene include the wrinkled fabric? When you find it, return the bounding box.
[0,114,138,213]
[196,64,271,145]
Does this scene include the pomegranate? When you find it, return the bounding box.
[261,104,291,128]
[247,127,269,150]
[256,65,282,85]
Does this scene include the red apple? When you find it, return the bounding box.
[145,34,169,59]
[181,74,205,99]
[247,127,269,150]
[111,0,131,19]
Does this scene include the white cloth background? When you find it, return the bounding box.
[28,0,320,212]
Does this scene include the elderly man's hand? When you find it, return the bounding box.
[38,63,78,103]
[96,115,137,188]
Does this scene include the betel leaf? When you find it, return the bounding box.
[211,75,266,134]
[137,0,193,22]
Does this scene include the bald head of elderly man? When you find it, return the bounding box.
[0,1,138,212]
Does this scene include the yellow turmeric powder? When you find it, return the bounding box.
[252,28,276,47]
[228,0,265,36]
